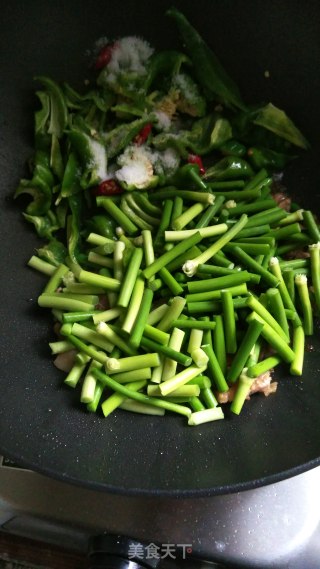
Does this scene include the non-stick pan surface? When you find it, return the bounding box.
[1,0,320,496]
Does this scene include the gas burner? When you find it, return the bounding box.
[0,458,320,567]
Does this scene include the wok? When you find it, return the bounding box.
[1,0,320,497]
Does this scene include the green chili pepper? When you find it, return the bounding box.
[97,58,149,102]
[35,76,68,138]
[31,151,55,189]
[55,200,68,230]
[15,146,56,216]
[15,172,52,216]
[203,156,254,181]
[37,239,68,267]
[247,146,293,171]
[168,163,207,190]
[187,114,233,155]
[232,105,295,154]
[167,7,245,110]
[67,194,83,265]
[63,82,89,110]
[85,215,116,240]
[102,116,154,159]
[144,50,190,92]
[63,82,115,113]
[60,152,81,198]
[22,210,59,239]
[32,149,51,171]
[35,90,50,133]
[50,134,64,180]
[68,127,107,188]
[34,91,51,150]
[152,131,190,158]
[220,139,247,157]
[253,103,310,150]
[171,72,207,117]
[117,175,159,192]
[152,121,203,162]
[86,90,114,113]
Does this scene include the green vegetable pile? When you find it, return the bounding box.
[15,8,320,425]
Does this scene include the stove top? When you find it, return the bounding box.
[0,457,319,568]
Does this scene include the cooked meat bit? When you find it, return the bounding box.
[216,371,277,403]
[216,384,237,404]
[285,248,310,260]
[272,191,292,211]
[53,321,61,336]
[249,371,278,397]
[270,177,291,211]
[96,294,109,310]
[54,349,77,372]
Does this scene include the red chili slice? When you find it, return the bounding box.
[92,179,123,196]
[187,154,206,175]
[134,123,152,145]
[94,43,115,70]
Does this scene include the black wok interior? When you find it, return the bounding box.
[1,0,320,496]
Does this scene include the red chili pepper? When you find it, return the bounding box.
[134,123,152,145]
[187,154,206,175]
[92,179,123,196]
[94,43,115,70]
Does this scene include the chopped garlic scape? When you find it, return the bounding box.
[309,242,320,251]
[188,407,224,426]
[269,256,280,267]
[182,260,198,277]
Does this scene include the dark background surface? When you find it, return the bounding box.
[0,531,87,568]
[1,0,320,496]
